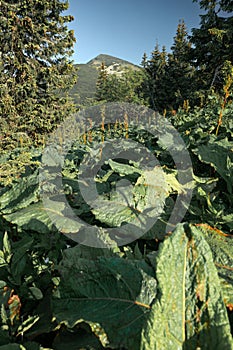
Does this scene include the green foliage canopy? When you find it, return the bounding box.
[0,0,76,146]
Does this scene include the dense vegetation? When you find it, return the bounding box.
[96,0,233,113]
[69,63,98,106]
[0,0,233,349]
[0,0,76,181]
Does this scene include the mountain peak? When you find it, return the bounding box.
[87,54,139,68]
[70,54,141,105]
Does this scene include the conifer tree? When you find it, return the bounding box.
[0,0,76,146]
[96,64,147,105]
[190,0,233,93]
[123,68,149,105]
[171,20,191,61]
[95,63,122,102]
[166,20,195,109]
[95,62,109,101]
[141,53,148,69]
[143,43,168,112]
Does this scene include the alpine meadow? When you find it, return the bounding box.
[0,0,233,349]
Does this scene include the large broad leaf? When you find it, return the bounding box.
[108,158,142,176]
[52,247,157,349]
[52,326,105,350]
[0,346,25,350]
[92,166,169,228]
[0,171,39,214]
[140,224,233,350]
[195,224,233,307]
[10,236,34,285]
[221,213,233,231]
[194,136,233,193]
[3,202,57,234]
[0,344,52,350]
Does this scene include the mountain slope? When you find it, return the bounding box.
[69,54,140,105]
[69,63,99,105]
[87,54,139,68]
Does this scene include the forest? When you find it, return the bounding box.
[0,0,233,349]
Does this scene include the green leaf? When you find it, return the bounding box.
[20,342,41,350]
[1,304,8,326]
[52,326,105,350]
[140,224,233,350]
[92,166,168,230]
[3,232,11,256]
[0,171,39,214]
[194,136,233,193]
[17,315,40,336]
[133,166,168,213]
[92,199,136,227]
[53,250,157,349]
[195,224,233,307]
[10,236,34,284]
[58,241,121,261]
[108,159,142,176]
[221,213,233,230]
[28,287,43,300]
[3,202,56,233]
[0,345,26,350]
[0,280,7,290]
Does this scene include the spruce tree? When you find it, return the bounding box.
[122,68,148,105]
[171,20,192,61]
[0,0,76,147]
[190,0,233,93]
[141,52,148,69]
[166,20,195,109]
[143,43,159,110]
[143,43,168,112]
[95,62,108,101]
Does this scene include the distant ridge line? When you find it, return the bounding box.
[86,53,140,68]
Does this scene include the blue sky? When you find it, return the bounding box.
[66,0,203,65]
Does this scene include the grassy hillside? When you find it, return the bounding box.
[69,64,99,105]
[69,54,140,106]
